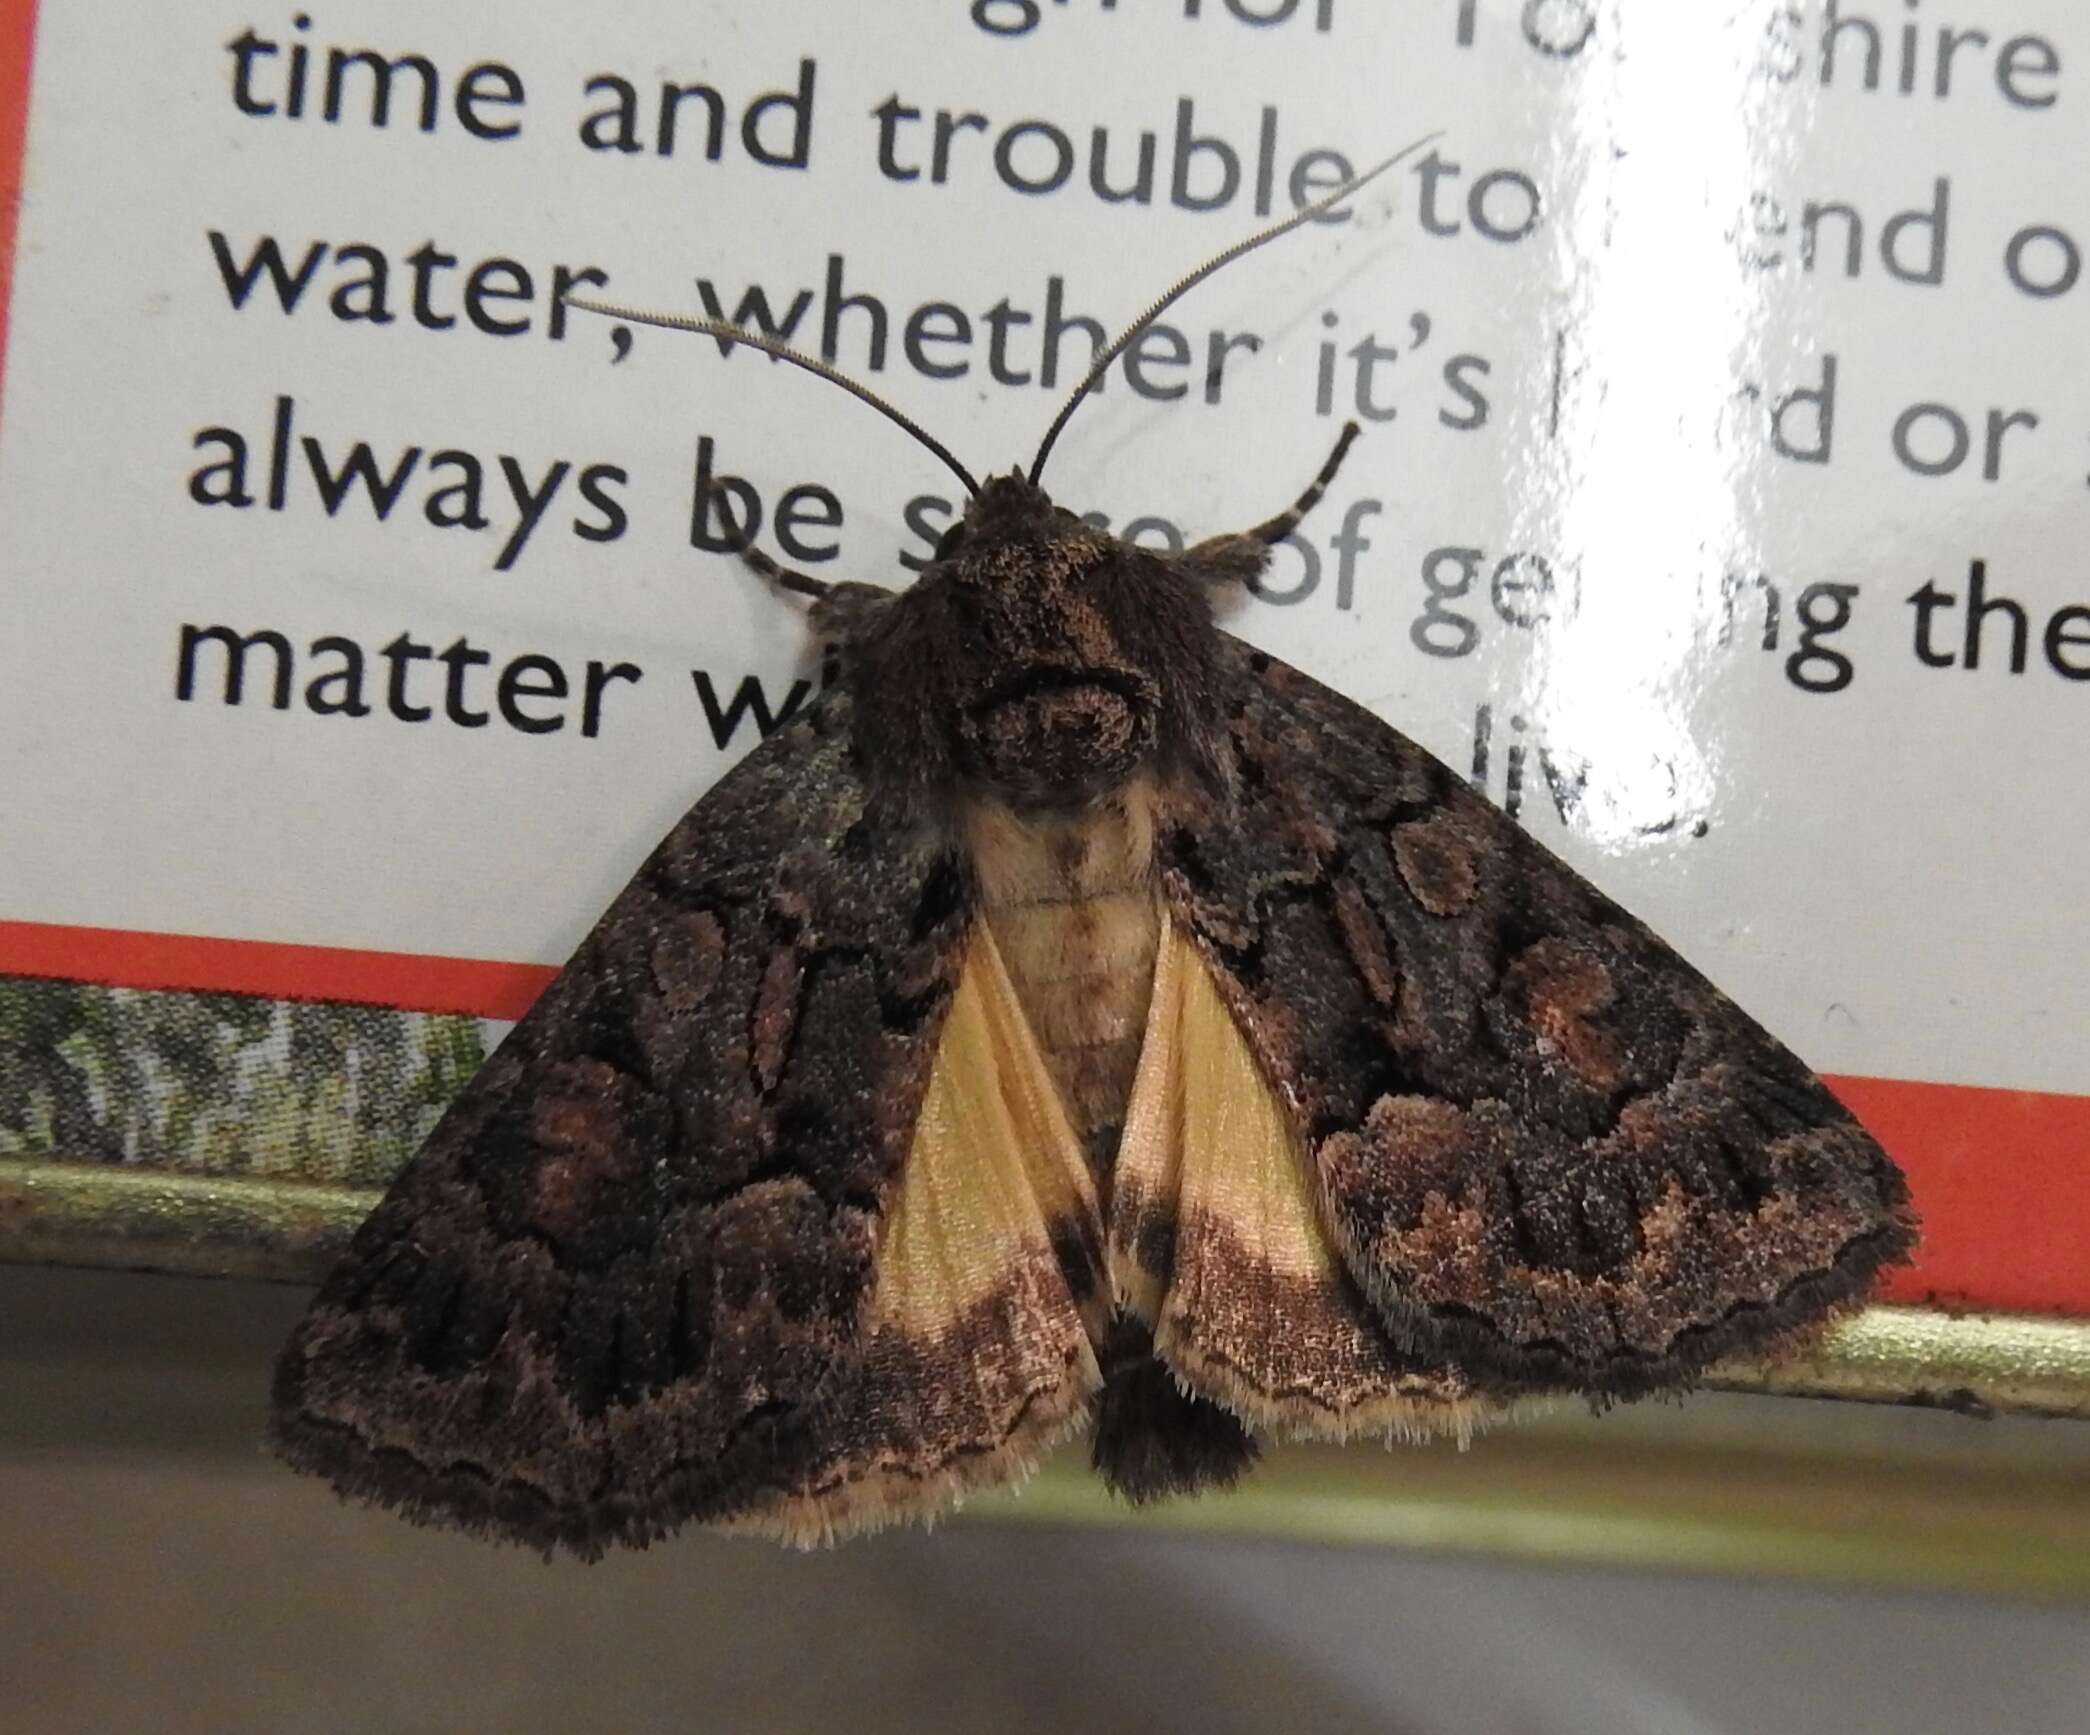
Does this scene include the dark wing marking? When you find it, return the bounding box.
[1158,636,1916,1399]
[269,688,981,1557]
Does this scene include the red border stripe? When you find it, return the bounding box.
[0,919,558,1020]
[0,0,42,424]
[2,916,2086,1319]
[1836,1075,2087,1318]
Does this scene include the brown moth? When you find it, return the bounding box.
[269,145,1916,1555]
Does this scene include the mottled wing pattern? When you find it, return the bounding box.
[271,689,1012,1557]
[1158,636,1916,1399]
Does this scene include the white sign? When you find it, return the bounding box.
[2,0,2085,1103]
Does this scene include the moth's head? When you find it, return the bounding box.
[838,472,1226,807]
[578,139,1440,806]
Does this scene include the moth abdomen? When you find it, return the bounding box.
[1090,1318,1259,1504]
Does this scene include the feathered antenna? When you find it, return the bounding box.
[1026,131,1443,487]
[563,297,981,498]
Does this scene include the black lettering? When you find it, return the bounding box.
[775,485,843,561]
[1413,150,1462,236]
[581,661,642,737]
[423,450,489,529]
[322,48,439,130]
[996,119,1075,195]
[1040,275,1104,389]
[690,436,761,551]
[1720,572,1782,650]
[743,59,814,169]
[1124,324,1190,400]
[177,624,292,708]
[872,94,922,179]
[1291,149,1352,214]
[548,264,608,340]
[1440,354,1491,429]
[1771,353,1836,463]
[1090,125,1156,203]
[1997,35,2061,108]
[821,252,887,370]
[1962,558,2027,672]
[382,633,435,721]
[1491,552,1556,629]
[691,670,811,748]
[971,0,1041,36]
[1906,579,1958,667]
[1892,401,1969,476]
[982,299,1033,387]
[1249,534,1319,604]
[303,438,421,517]
[2005,224,2079,299]
[1203,329,1259,404]
[464,259,532,335]
[1880,177,1948,286]
[904,302,972,378]
[1787,582,1858,692]
[657,79,726,159]
[1821,0,1882,89]
[574,465,629,543]
[1414,548,1480,657]
[305,636,370,716]
[439,638,492,726]
[227,27,279,116]
[405,241,459,330]
[498,655,568,733]
[1170,97,1239,212]
[208,232,326,311]
[189,428,254,507]
[2045,605,2090,678]
[1801,200,1862,276]
[456,63,524,139]
[495,457,569,571]
[900,494,957,571]
[328,243,392,322]
[579,75,643,154]
[931,110,989,182]
[1349,333,1400,422]
[694,278,815,352]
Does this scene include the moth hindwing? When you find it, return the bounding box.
[270,149,1915,1556]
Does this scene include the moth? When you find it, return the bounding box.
[270,144,1916,1556]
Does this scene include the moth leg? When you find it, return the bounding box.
[740,541,833,601]
[1244,418,1364,545]
[740,544,894,632]
[1183,419,1363,586]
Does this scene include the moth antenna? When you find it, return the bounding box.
[566,296,981,498]
[1026,131,1443,487]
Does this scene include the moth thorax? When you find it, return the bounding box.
[959,667,1155,802]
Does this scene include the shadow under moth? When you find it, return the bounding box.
[269,144,1917,1557]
